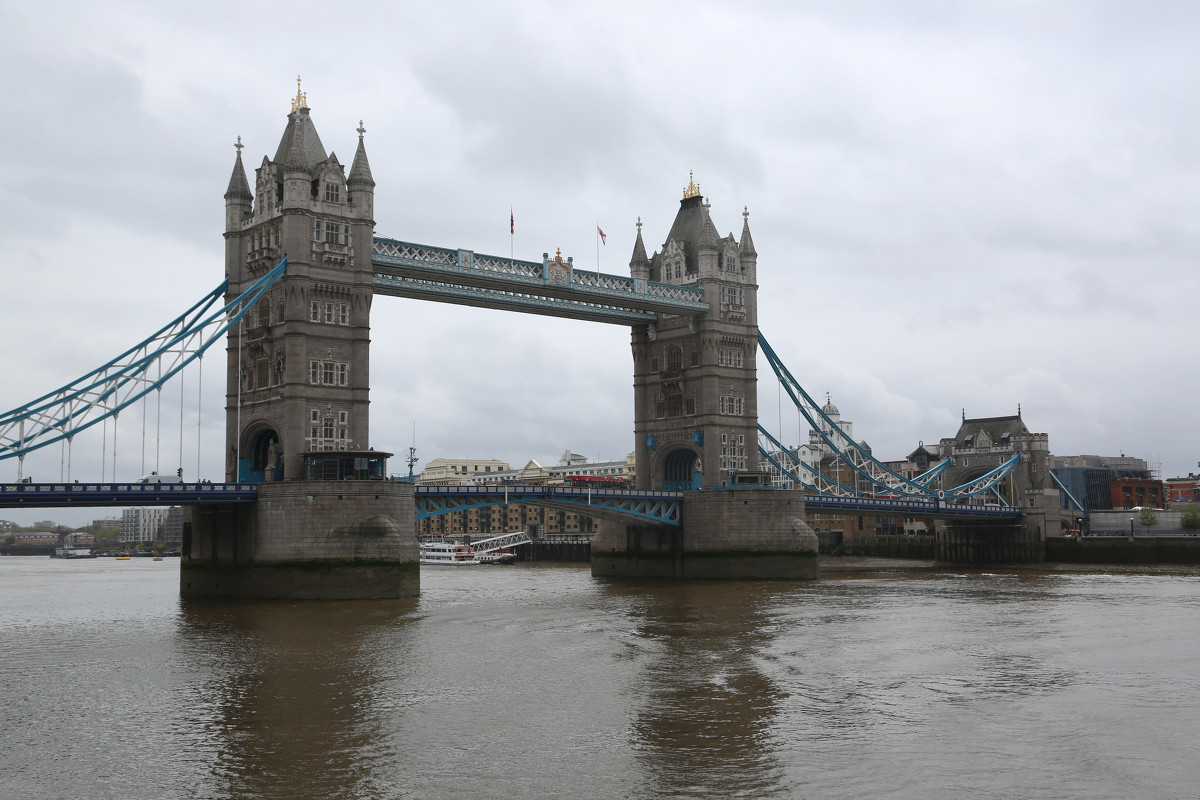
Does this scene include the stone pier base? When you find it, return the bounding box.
[181,480,419,600]
[590,489,818,579]
[936,520,1044,565]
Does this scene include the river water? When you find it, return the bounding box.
[1,557,1198,800]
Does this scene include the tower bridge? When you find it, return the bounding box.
[1,84,1054,598]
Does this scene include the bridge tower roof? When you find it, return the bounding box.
[652,173,715,277]
[272,81,328,172]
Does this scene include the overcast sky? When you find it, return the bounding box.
[2,1,1198,526]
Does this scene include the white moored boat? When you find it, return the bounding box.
[419,530,533,566]
[419,541,481,566]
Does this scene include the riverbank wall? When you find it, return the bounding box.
[1046,535,1200,565]
[817,532,936,560]
[513,540,591,563]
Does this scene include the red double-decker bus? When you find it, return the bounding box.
[564,475,627,489]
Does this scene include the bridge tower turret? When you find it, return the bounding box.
[222,82,376,482]
[631,175,760,491]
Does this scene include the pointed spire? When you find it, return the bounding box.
[224,135,253,201]
[348,119,375,186]
[630,217,648,265]
[739,205,757,256]
[699,198,720,251]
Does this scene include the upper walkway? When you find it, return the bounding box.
[372,237,710,324]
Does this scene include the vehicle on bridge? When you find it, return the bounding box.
[138,472,183,484]
[564,474,627,489]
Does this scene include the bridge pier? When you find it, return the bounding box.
[590,489,818,579]
[181,481,419,600]
[936,520,1045,565]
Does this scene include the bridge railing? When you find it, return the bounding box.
[415,483,684,500]
[0,482,259,507]
[414,483,685,526]
[804,493,1022,519]
[372,237,709,311]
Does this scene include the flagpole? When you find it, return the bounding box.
[510,206,514,263]
[596,221,600,276]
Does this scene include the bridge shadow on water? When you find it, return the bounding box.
[599,578,798,798]
[169,570,811,800]
[174,598,420,800]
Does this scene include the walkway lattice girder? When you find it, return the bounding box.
[372,237,709,325]
[414,484,682,526]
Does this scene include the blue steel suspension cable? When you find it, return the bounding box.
[758,330,1019,501]
[0,259,287,462]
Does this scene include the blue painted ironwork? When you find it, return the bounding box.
[0,259,287,463]
[414,483,683,526]
[757,331,1020,502]
[804,493,1021,519]
[758,425,856,495]
[0,482,258,508]
[372,237,708,324]
[1050,469,1088,513]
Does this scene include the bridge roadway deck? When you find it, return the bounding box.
[415,484,686,526]
[0,482,258,508]
[0,481,1021,522]
[804,493,1022,520]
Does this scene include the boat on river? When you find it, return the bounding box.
[419,541,481,566]
[52,546,96,559]
[419,530,532,566]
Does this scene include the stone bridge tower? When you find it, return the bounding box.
[187,84,416,601]
[595,177,818,578]
[630,175,760,490]
[223,82,376,482]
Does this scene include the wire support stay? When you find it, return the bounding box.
[0,259,287,462]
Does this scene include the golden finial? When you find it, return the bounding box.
[555,247,563,263]
[290,75,308,113]
[683,170,701,199]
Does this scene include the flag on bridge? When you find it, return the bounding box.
[597,225,606,245]
[510,208,514,235]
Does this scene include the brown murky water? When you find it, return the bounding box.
[2,558,1198,799]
